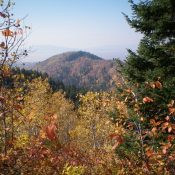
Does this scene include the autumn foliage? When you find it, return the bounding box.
[0,0,175,174]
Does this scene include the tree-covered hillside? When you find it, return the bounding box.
[32,51,121,91]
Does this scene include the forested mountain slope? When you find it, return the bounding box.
[33,51,121,90]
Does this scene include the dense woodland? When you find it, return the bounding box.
[15,68,88,103]
[0,0,175,174]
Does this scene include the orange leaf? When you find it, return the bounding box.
[150,119,156,125]
[2,29,13,37]
[143,97,153,103]
[110,133,124,149]
[169,107,175,115]
[125,88,132,93]
[146,149,154,158]
[151,127,157,134]
[162,122,169,130]
[150,83,156,89]
[155,81,162,89]
[156,121,163,126]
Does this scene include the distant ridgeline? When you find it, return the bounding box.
[24,51,121,91]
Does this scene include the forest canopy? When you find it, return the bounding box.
[0,0,175,174]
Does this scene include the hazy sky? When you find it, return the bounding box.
[14,0,142,61]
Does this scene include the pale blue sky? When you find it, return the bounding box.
[14,0,142,61]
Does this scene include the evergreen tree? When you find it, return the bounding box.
[114,1,175,172]
[122,0,175,84]
[119,0,175,121]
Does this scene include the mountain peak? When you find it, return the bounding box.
[32,51,121,90]
[71,51,103,61]
[45,51,103,62]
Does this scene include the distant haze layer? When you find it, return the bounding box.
[21,44,138,63]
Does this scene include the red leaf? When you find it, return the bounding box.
[14,104,23,110]
[167,135,175,142]
[45,123,57,141]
